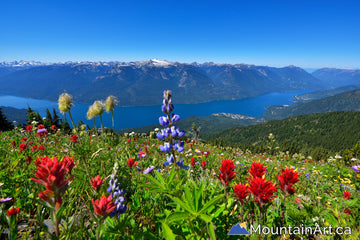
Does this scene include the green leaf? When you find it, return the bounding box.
[167,194,197,215]
[207,222,216,240]
[195,181,203,212]
[199,214,212,223]
[213,204,225,218]
[166,212,189,224]
[162,222,176,240]
[154,169,166,185]
[142,174,166,191]
[184,186,195,211]
[199,194,224,214]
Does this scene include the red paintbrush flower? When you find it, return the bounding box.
[344,191,351,200]
[90,175,104,191]
[248,177,277,206]
[11,140,16,147]
[218,159,236,187]
[234,183,249,203]
[19,143,27,153]
[92,195,115,217]
[31,156,75,209]
[26,125,33,132]
[127,158,138,169]
[249,162,267,179]
[7,207,20,216]
[276,168,300,195]
[191,157,195,168]
[70,135,78,143]
[21,137,28,142]
[51,125,58,131]
[201,160,206,169]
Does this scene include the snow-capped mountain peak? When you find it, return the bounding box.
[148,59,171,66]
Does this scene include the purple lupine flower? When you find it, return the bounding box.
[37,128,47,133]
[171,114,180,123]
[156,169,161,173]
[163,155,174,166]
[156,132,166,140]
[170,126,178,137]
[160,142,172,153]
[178,130,185,137]
[159,116,169,127]
[352,165,360,173]
[143,166,155,174]
[107,174,117,194]
[163,90,172,99]
[174,141,185,153]
[0,197,12,203]
[107,174,126,218]
[156,128,170,140]
[306,173,310,179]
[176,159,189,170]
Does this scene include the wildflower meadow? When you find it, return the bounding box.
[0,90,359,239]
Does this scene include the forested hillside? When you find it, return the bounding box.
[206,111,360,160]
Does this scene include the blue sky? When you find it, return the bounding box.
[1,0,359,68]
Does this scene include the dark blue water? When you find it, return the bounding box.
[0,91,310,129]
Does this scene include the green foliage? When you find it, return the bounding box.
[208,111,360,160]
[26,106,43,126]
[0,121,359,239]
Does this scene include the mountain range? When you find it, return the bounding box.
[0,60,323,106]
[117,88,360,136]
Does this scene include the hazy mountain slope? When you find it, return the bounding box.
[1,106,27,124]
[292,84,360,103]
[263,89,360,120]
[0,63,113,102]
[312,68,360,88]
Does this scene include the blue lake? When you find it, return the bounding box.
[0,91,309,129]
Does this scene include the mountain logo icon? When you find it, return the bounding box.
[228,223,250,235]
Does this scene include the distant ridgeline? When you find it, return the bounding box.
[0,60,322,106]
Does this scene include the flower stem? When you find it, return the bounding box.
[99,114,104,133]
[282,194,287,225]
[55,213,60,237]
[224,186,228,230]
[93,118,98,135]
[111,110,115,132]
[68,110,77,134]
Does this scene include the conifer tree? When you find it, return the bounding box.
[44,108,53,129]
[0,107,13,131]
[26,106,43,126]
[52,108,61,128]
[60,118,71,133]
